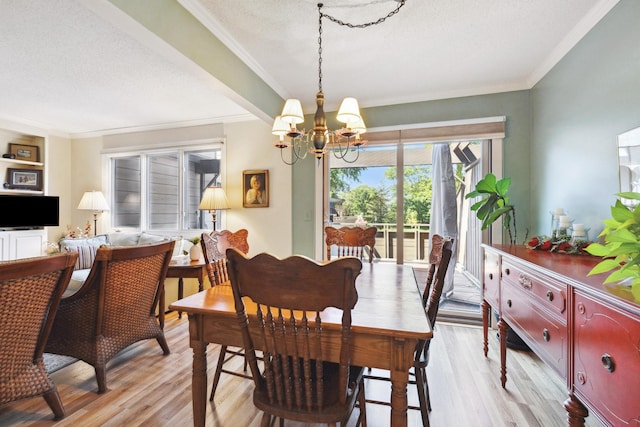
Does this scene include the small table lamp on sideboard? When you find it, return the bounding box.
[199,186,229,231]
[78,190,110,236]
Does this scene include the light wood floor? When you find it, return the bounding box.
[0,311,602,427]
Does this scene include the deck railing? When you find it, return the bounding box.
[330,222,431,262]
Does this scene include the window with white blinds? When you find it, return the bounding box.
[109,147,222,232]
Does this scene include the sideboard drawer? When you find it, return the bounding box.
[502,260,567,317]
[483,249,500,309]
[574,291,640,425]
[502,282,567,377]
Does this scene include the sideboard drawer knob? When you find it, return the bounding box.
[488,273,493,280]
[504,268,510,275]
[506,299,512,308]
[542,328,550,342]
[601,353,615,373]
[546,290,554,301]
[577,371,586,385]
[518,274,532,289]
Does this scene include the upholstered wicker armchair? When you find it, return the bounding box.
[0,252,77,420]
[45,241,174,394]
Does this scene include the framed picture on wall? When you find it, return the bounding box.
[9,143,39,162]
[7,168,43,190]
[243,170,269,208]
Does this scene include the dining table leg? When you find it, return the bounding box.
[192,338,208,427]
[389,338,412,427]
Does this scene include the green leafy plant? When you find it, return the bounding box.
[188,236,201,245]
[584,192,640,302]
[465,173,517,244]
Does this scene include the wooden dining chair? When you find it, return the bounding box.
[45,241,174,393]
[226,249,367,427]
[325,225,377,263]
[200,229,251,402]
[364,235,453,427]
[0,252,77,420]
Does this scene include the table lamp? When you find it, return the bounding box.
[77,190,110,236]
[199,186,229,231]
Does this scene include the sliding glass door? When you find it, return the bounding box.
[327,138,484,322]
[327,140,478,264]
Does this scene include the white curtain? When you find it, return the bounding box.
[429,143,458,295]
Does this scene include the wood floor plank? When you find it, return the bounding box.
[0,313,603,426]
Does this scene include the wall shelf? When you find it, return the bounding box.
[0,188,44,195]
[0,157,44,167]
[1,129,45,195]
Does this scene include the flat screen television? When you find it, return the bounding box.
[0,195,59,229]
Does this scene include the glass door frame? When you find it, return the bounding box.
[315,117,506,264]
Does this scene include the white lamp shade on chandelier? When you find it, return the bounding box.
[336,97,362,124]
[271,115,290,138]
[280,99,305,125]
[350,116,367,135]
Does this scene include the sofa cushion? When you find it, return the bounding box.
[108,232,141,246]
[59,235,108,270]
[138,232,186,258]
[170,237,185,258]
[138,232,170,245]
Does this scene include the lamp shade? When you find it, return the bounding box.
[271,115,290,136]
[280,99,305,125]
[199,187,229,211]
[77,190,109,212]
[336,97,362,124]
[350,116,367,134]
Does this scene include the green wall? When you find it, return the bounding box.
[530,0,640,237]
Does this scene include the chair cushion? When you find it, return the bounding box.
[63,269,91,297]
[59,235,108,270]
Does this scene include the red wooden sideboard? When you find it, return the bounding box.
[482,244,640,426]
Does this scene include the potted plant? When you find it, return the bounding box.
[584,192,640,303]
[188,236,202,261]
[465,173,518,245]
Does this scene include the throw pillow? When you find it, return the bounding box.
[59,234,108,270]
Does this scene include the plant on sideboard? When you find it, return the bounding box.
[585,192,640,302]
[465,173,518,245]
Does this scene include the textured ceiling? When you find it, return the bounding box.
[0,0,619,137]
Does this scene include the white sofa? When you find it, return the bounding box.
[58,232,185,297]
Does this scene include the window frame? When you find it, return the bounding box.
[104,141,225,234]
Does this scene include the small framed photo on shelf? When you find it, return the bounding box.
[243,169,269,208]
[6,168,43,190]
[9,143,39,162]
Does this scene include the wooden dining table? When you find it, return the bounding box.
[169,261,432,427]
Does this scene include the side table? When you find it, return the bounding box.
[160,257,206,328]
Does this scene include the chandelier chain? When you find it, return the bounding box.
[275,2,406,164]
[319,0,406,29]
[318,5,323,93]
[317,1,406,92]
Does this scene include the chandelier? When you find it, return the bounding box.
[272,1,406,165]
